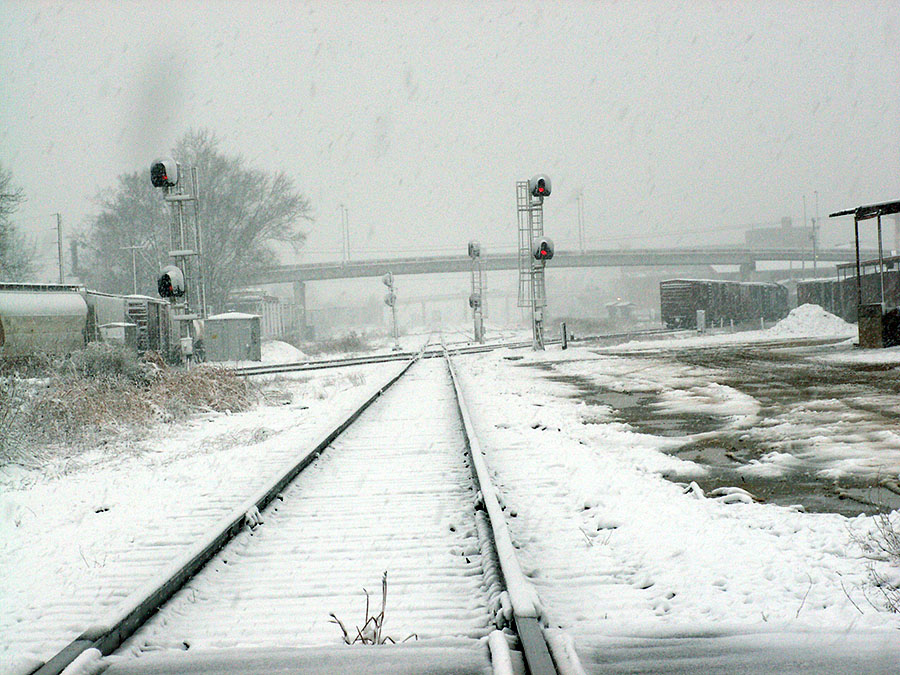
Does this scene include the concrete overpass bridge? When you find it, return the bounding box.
[251,247,875,336]
[251,247,871,285]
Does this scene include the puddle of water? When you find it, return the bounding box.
[544,372,727,437]
[521,354,900,517]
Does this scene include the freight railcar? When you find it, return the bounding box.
[0,285,88,356]
[225,289,300,339]
[660,279,788,329]
[798,256,900,323]
[0,284,175,360]
[796,278,854,322]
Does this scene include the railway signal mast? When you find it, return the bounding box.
[382,271,400,350]
[517,175,554,349]
[468,240,486,343]
[150,158,206,361]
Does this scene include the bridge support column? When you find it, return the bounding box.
[293,281,310,339]
[739,261,756,280]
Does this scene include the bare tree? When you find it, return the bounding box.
[81,129,312,309]
[0,164,37,282]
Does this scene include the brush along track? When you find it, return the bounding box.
[31,355,573,675]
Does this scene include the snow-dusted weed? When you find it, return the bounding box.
[0,345,258,470]
[329,572,417,645]
[856,510,900,613]
[300,331,370,356]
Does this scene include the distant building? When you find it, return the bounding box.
[745,217,812,250]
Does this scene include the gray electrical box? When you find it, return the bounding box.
[204,312,261,362]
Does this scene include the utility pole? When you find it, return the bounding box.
[340,204,350,264]
[54,213,64,284]
[812,190,819,274]
[576,192,585,254]
[802,195,807,271]
[121,244,147,294]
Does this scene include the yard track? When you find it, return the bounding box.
[29,350,576,675]
[230,327,688,378]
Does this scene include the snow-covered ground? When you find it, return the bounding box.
[451,306,900,664]
[2,310,898,673]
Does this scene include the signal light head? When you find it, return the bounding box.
[151,158,178,188]
[532,237,554,261]
[529,174,551,198]
[157,264,185,298]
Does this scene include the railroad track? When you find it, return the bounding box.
[229,341,537,377]
[599,334,851,357]
[229,327,689,378]
[29,351,580,675]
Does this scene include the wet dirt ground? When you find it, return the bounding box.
[529,342,900,517]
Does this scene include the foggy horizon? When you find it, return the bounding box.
[2,0,899,279]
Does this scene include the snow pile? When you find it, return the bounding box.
[767,304,855,337]
[261,340,307,363]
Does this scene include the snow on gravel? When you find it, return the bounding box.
[454,344,900,661]
[0,361,399,672]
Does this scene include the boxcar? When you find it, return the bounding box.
[660,279,788,329]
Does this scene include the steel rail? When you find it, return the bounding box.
[445,350,570,675]
[231,350,418,376]
[29,351,423,675]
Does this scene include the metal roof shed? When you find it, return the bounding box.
[830,199,900,347]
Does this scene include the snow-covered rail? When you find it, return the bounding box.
[27,353,576,675]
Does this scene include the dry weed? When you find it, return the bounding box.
[1,347,258,468]
[329,572,417,645]
[860,511,900,612]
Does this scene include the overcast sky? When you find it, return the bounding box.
[2,0,898,277]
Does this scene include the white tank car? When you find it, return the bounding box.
[0,288,88,356]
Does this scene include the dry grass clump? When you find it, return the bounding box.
[68,342,152,383]
[0,344,257,467]
[300,331,370,356]
[153,365,257,419]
